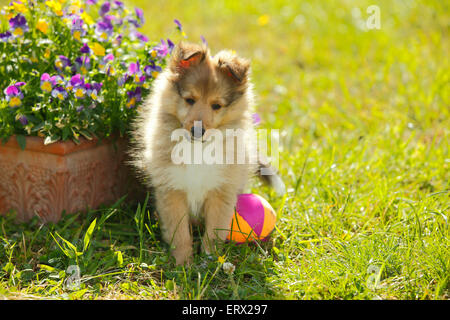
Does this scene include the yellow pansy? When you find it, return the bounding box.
[80,11,94,25]
[91,42,105,56]
[45,0,63,16]
[36,19,49,34]
[12,2,28,13]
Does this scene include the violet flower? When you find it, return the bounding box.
[9,14,28,37]
[135,7,144,24]
[55,55,71,72]
[95,19,114,42]
[52,86,68,100]
[0,31,12,42]
[80,43,91,54]
[19,115,28,126]
[99,2,111,16]
[126,87,142,108]
[4,83,25,108]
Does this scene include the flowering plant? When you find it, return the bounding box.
[0,0,182,146]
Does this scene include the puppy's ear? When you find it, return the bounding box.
[169,41,207,74]
[215,50,250,84]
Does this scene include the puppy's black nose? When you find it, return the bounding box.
[190,125,206,139]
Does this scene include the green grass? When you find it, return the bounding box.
[0,0,449,299]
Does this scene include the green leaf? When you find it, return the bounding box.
[83,218,97,252]
[16,134,26,150]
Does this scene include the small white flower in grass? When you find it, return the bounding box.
[223,262,235,275]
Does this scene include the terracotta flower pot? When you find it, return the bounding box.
[0,135,144,222]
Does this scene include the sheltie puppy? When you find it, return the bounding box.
[130,42,284,265]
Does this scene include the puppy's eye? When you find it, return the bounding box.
[185,98,195,105]
[211,103,222,110]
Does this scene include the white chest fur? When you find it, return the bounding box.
[164,164,226,216]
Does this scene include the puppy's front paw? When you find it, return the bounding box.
[172,245,193,265]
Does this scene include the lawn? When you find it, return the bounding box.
[0,0,448,300]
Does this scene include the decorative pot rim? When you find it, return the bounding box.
[1,134,124,156]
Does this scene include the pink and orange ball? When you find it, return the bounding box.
[226,194,277,243]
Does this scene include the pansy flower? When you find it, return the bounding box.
[52,86,68,101]
[0,31,12,42]
[112,1,124,11]
[18,115,28,126]
[144,62,162,79]
[128,61,145,84]
[68,74,85,99]
[126,87,142,108]
[71,17,86,41]
[95,19,114,42]
[40,73,53,93]
[80,43,91,54]
[55,55,71,72]
[99,1,111,16]
[174,19,186,37]
[174,19,182,31]
[133,31,148,43]
[152,39,170,59]
[85,82,102,101]
[9,14,29,37]
[135,7,145,25]
[74,56,91,74]
[4,82,25,108]
[99,53,114,72]
[167,38,175,53]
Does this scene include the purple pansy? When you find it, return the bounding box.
[40,73,54,92]
[99,2,111,16]
[144,62,162,78]
[128,62,146,84]
[51,86,68,101]
[95,19,114,42]
[167,38,175,53]
[0,31,12,42]
[112,1,124,10]
[55,55,71,72]
[80,43,91,54]
[4,83,25,108]
[74,56,91,74]
[9,14,28,37]
[174,19,182,31]
[18,115,28,126]
[126,87,142,108]
[135,7,144,24]
[133,31,148,43]
[85,82,102,101]
[99,53,114,72]
[71,17,86,41]
[152,39,170,58]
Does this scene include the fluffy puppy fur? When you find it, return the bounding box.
[130,42,278,265]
